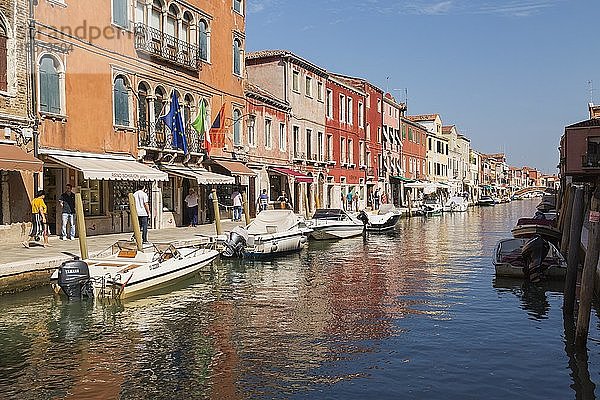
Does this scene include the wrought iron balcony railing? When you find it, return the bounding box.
[138,120,203,154]
[582,153,600,168]
[134,23,201,71]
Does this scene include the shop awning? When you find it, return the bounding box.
[271,167,313,183]
[214,160,256,176]
[41,149,168,181]
[161,164,234,185]
[391,176,415,182]
[0,144,43,173]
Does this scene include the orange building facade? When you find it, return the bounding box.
[33,0,246,235]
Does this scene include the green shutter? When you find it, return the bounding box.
[39,67,49,112]
[113,0,128,28]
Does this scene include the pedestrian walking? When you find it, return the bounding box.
[184,188,199,227]
[257,189,269,212]
[346,190,354,211]
[133,185,150,243]
[23,190,50,248]
[59,183,76,240]
[374,188,380,210]
[231,188,242,221]
[207,188,214,223]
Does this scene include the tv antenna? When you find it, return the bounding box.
[589,80,594,103]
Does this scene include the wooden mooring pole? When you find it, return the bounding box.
[74,193,89,260]
[563,187,584,316]
[575,187,600,349]
[242,191,251,226]
[128,193,143,251]
[560,185,575,255]
[212,188,222,236]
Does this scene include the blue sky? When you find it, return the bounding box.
[246,0,600,173]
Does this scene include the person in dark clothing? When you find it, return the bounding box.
[206,187,215,223]
[59,184,76,240]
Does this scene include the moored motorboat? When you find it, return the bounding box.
[422,198,443,215]
[51,241,219,300]
[357,205,402,232]
[493,237,566,281]
[443,196,468,212]
[222,209,312,258]
[478,196,495,206]
[306,209,364,240]
[511,217,561,246]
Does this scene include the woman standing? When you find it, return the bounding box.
[23,190,50,248]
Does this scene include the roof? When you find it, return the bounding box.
[407,114,440,122]
[246,49,328,77]
[442,125,455,134]
[245,82,291,111]
[329,73,384,94]
[566,118,600,128]
[328,75,367,96]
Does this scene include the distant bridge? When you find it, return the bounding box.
[513,186,549,196]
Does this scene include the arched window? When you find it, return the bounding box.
[183,94,193,126]
[39,55,61,114]
[199,19,209,61]
[233,108,241,146]
[135,0,145,24]
[150,0,163,30]
[137,82,150,134]
[0,19,7,91]
[154,86,166,143]
[233,38,242,76]
[113,75,130,126]
[181,12,192,44]
[166,4,178,38]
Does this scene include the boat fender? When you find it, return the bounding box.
[271,244,278,253]
[300,236,307,245]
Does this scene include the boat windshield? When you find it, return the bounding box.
[313,209,347,220]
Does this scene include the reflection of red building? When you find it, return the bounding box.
[325,76,367,208]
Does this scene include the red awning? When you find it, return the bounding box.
[0,144,43,173]
[271,167,313,183]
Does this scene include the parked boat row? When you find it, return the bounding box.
[493,192,566,283]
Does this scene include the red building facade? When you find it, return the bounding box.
[400,117,428,180]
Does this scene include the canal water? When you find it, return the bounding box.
[1,199,599,399]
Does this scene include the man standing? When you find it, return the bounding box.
[374,188,380,210]
[346,190,354,211]
[133,185,150,243]
[184,188,199,227]
[257,189,269,213]
[231,188,242,222]
[59,184,76,240]
[207,188,214,223]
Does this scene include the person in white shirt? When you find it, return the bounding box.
[133,185,150,243]
[184,188,199,227]
[231,189,243,221]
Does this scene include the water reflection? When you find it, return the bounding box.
[1,200,600,399]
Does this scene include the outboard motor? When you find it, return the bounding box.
[58,260,94,299]
[222,226,249,258]
[521,235,550,283]
[357,210,369,226]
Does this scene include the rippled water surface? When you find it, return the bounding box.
[2,199,600,399]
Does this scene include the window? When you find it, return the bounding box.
[377,127,381,144]
[339,94,345,122]
[293,126,300,157]
[39,55,62,114]
[154,86,166,138]
[166,5,178,38]
[113,0,129,28]
[347,97,353,125]
[359,142,365,165]
[327,134,333,160]
[233,38,242,76]
[79,175,103,217]
[358,102,364,127]
[150,0,162,30]
[1,21,8,92]
[326,89,333,118]
[377,99,381,113]
[279,123,286,151]
[317,82,323,101]
[199,20,209,62]
[263,118,272,148]
[348,139,353,164]
[233,108,242,146]
[292,71,300,92]
[306,129,312,159]
[113,76,130,126]
[366,93,371,108]
[181,12,192,44]
[137,82,150,135]
[233,0,243,14]
[408,127,413,141]
[317,131,323,161]
[162,177,175,211]
[248,117,255,147]
[135,1,145,24]
[341,138,346,163]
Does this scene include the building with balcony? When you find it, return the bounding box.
[409,114,449,184]
[560,118,600,184]
[382,93,405,206]
[32,0,246,235]
[246,50,328,213]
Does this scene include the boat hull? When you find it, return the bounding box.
[366,214,401,232]
[244,232,309,258]
[309,224,364,240]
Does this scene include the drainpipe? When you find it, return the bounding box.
[28,0,40,192]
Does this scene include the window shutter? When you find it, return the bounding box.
[49,71,61,114]
[39,66,49,112]
[121,86,129,126]
[0,36,7,91]
[113,0,128,28]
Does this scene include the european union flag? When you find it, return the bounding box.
[161,91,188,154]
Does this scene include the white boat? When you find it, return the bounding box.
[493,237,566,280]
[51,241,219,300]
[443,196,469,212]
[357,205,402,232]
[478,196,496,206]
[306,209,364,240]
[422,198,443,215]
[222,209,312,258]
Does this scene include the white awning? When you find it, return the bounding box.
[41,149,168,181]
[160,164,235,185]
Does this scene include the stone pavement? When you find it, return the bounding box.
[0,220,245,294]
